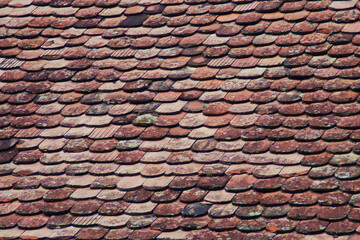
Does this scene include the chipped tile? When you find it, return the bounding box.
[42,38,68,49]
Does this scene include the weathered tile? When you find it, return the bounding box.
[208,56,235,67]
[208,204,238,218]
[143,176,174,191]
[38,138,68,152]
[64,127,94,138]
[21,227,55,239]
[280,165,311,177]
[3,2,360,239]
[166,163,203,176]
[204,190,235,203]
[140,152,171,163]
[329,0,357,10]
[179,113,207,128]
[237,67,266,78]
[193,151,224,163]
[230,113,260,127]
[141,164,168,177]
[43,38,68,49]
[157,230,191,240]
[139,138,169,151]
[117,175,145,190]
[88,125,120,139]
[97,190,126,201]
[215,138,243,150]
[99,215,131,228]
[165,138,195,151]
[226,174,257,192]
[0,228,25,238]
[125,202,157,214]
[50,227,80,238]
[253,165,283,178]
[330,153,359,166]
[155,101,186,114]
[75,226,108,239]
[70,188,100,200]
[72,214,98,230]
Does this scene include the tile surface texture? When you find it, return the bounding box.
[1,0,360,239]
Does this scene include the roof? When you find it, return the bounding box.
[1,0,360,239]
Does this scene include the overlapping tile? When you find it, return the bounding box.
[2,0,360,238]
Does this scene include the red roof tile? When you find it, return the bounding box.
[2,0,360,238]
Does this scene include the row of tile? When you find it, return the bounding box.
[4,121,360,140]
[2,150,360,174]
[1,68,360,88]
[0,1,358,23]
[3,79,360,95]
[3,38,360,60]
[2,152,360,177]
[2,82,360,105]
[3,132,360,155]
[4,109,360,130]
[2,164,360,189]
[4,96,360,116]
[0,9,360,41]
[3,96,360,115]
[2,170,360,197]
[1,19,360,41]
[2,32,360,56]
[3,133,360,156]
[4,192,360,215]
[3,176,360,201]
[3,30,360,59]
[3,199,360,232]
[2,207,360,237]
[0,0,358,15]
[2,0,359,10]
[1,226,359,240]
[1,54,360,75]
